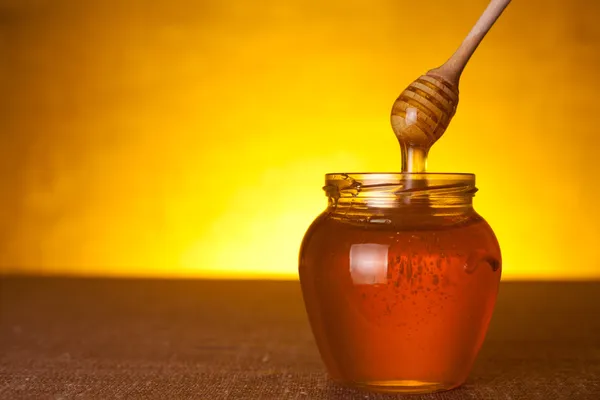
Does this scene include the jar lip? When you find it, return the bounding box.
[325,172,475,182]
[323,172,477,204]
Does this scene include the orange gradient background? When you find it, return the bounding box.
[1,0,599,279]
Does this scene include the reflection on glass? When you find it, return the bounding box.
[349,243,389,285]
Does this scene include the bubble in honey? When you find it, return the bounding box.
[464,249,502,274]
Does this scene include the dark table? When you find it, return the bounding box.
[1,278,599,399]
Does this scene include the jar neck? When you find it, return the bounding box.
[323,173,477,216]
[328,197,474,217]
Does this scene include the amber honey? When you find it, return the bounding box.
[299,173,501,393]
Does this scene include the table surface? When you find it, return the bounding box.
[1,278,599,400]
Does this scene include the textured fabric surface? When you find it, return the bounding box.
[0,278,599,400]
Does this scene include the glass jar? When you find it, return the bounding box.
[299,173,501,394]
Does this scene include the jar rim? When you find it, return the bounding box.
[325,173,475,188]
[323,173,477,206]
[325,172,474,180]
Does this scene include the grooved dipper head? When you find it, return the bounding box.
[391,72,460,149]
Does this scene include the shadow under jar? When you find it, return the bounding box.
[299,173,501,394]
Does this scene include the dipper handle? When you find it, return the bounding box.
[429,0,512,85]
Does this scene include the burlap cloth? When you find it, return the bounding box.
[1,278,599,399]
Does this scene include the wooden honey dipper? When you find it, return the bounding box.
[391,0,512,173]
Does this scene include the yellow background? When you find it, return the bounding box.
[1,0,599,279]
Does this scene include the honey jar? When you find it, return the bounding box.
[299,173,501,394]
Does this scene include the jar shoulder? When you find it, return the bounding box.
[300,209,500,258]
